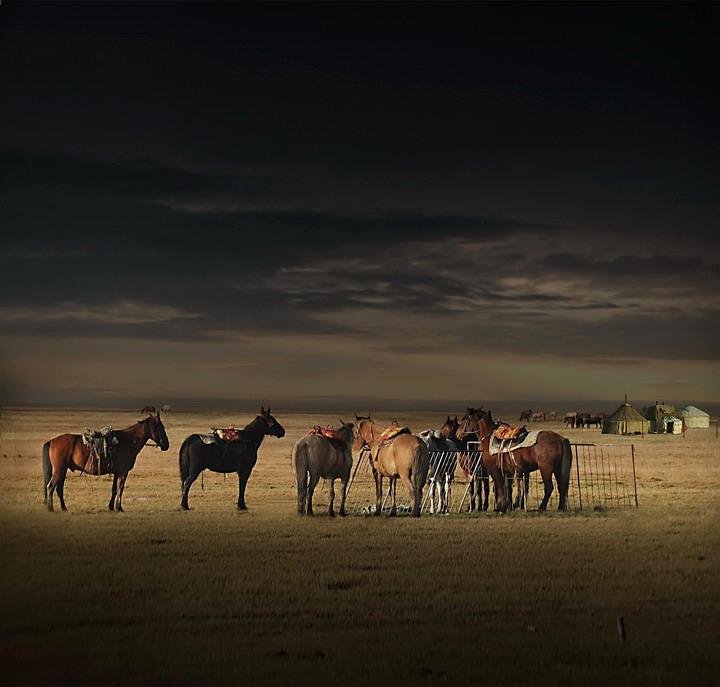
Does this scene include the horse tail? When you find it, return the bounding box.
[560,438,573,510]
[291,440,308,515]
[179,436,195,485]
[410,442,430,517]
[42,441,52,503]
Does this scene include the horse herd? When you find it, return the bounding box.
[41,407,573,517]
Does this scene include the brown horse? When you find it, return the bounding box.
[440,414,489,511]
[457,408,572,512]
[352,415,429,517]
[42,413,170,512]
[519,409,532,422]
[292,422,354,516]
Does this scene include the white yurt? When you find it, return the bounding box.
[657,415,683,434]
[678,405,711,429]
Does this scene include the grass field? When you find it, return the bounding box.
[1,406,718,685]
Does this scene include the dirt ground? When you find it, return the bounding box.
[1,406,718,685]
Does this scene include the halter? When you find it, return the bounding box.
[459,412,496,444]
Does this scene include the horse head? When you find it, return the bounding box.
[259,407,285,438]
[145,413,169,451]
[351,415,374,451]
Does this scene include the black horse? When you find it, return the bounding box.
[179,407,285,510]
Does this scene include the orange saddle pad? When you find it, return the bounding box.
[493,425,526,441]
[379,425,410,441]
[307,426,347,442]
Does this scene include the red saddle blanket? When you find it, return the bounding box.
[379,425,410,441]
[493,425,527,441]
[307,426,347,442]
[213,427,243,442]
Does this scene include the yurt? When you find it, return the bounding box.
[641,403,677,432]
[657,415,683,434]
[602,403,649,435]
[679,405,711,429]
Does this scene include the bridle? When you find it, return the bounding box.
[458,412,497,444]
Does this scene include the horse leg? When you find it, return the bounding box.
[339,473,349,517]
[181,467,202,510]
[327,478,335,517]
[46,465,66,512]
[108,474,119,511]
[538,465,555,511]
[306,473,321,516]
[553,463,567,511]
[56,470,68,511]
[374,472,383,516]
[115,474,128,512]
[237,471,252,510]
[481,468,490,511]
[389,476,397,516]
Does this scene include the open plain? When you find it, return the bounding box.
[1,406,718,685]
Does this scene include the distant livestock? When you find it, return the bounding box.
[532,412,545,422]
[519,409,532,422]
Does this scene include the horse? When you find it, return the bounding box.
[140,406,156,415]
[440,414,489,511]
[531,411,545,422]
[352,415,429,517]
[576,413,591,428]
[161,404,172,415]
[564,412,578,428]
[42,413,170,512]
[549,411,557,420]
[519,409,532,422]
[179,407,285,510]
[292,422,354,516]
[457,407,572,512]
[418,429,458,514]
[585,413,605,429]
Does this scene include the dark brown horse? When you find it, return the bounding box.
[519,409,532,422]
[440,414,489,511]
[42,413,170,512]
[457,408,572,512]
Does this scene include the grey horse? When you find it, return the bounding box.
[292,422,354,516]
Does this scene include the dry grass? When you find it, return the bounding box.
[0,406,718,685]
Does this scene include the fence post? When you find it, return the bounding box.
[631,444,639,508]
[573,444,583,511]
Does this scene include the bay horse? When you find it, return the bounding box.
[440,414,489,511]
[42,413,170,512]
[519,409,532,422]
[352,415,429,517]
[179,407,285,510]
[292,422,354,516]
[457,408,572,512]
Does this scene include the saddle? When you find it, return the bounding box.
[489,429,540,456]
[493,425,528,442]
[198,426,248,446]
[379,425,410,441]
[307,426,349,452]
[82,427,117,475]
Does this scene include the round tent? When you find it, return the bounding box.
[679,405,710,429]
[602,403,649,435]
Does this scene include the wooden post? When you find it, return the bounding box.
[631,444,638,508]
[616,615,626,641]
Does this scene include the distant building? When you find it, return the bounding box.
[602,403,649,435]
[657,415,683,434]
[678,405,711,429]
[641,403,677,433]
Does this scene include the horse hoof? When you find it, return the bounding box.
[328,511,335,518]
[237,505,248,511]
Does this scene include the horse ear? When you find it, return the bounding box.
[445,415,450,422]
[354,414,360,421]
[260,406,265,414]
[266,406,271,414]
[454,416,458,422]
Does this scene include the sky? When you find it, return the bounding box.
[1,1,718,409]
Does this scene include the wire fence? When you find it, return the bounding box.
[343,443,638,515]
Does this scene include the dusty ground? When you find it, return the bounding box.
[0,406,718,685]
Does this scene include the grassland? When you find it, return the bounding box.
[1,406,718,685]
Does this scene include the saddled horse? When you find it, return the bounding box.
[352,415,429,517]
[292,422,354,516]
[440,414,489,511]
[418,429,457,514]
[457,407,572,512]
[179,407,285,510]
[42,413,170,512]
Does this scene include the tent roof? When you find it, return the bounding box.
[679,405,709,418]
[606,403,647,423]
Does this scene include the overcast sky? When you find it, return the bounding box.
[1,1,718,408]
